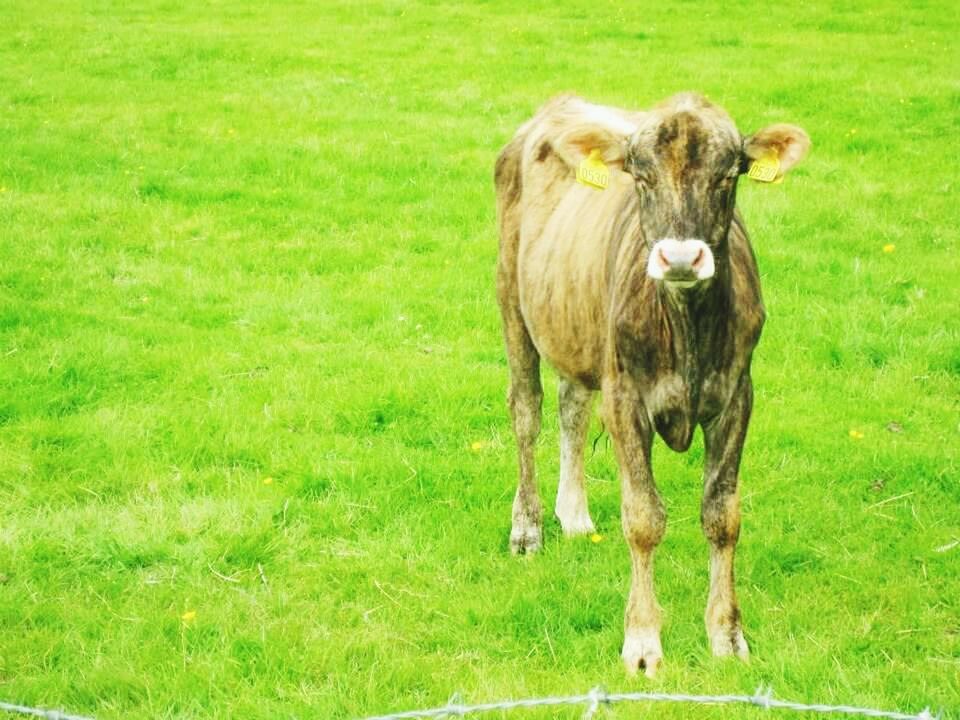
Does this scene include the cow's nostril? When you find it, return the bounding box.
[658,248,671,269]
[691,248,705,269]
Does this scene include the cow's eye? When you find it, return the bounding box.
[633,172,657,188]
[626,156,657,187]
[715,169,738,188]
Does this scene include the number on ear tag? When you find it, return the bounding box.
[747,154,781,183]
[577,149,609,190]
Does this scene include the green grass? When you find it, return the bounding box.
[1,0,959,718]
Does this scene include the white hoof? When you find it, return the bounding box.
[622,628,663,678]
[509,522,542,555]
[555,507,595,537]
[709,625,750,661]
[555,491,595,537]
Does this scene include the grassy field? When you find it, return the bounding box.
[1,1,959,718]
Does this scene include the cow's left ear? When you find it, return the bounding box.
[742,124,811,175]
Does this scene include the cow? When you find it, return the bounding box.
[494,92,810,677]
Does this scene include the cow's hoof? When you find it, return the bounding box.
[622,628,663,678]
[554,486,595,537]
[555,509,595,537]
[509,524,542,555]
[709,626,750,661]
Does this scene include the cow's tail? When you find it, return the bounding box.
[494,135,524,247]
[494,131,527,324]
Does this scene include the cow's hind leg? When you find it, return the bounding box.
[495,140,544,554]
[504,322,544,554]
[555,378,595,535]
[701,377,752,660]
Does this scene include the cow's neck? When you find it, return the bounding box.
[655,261,732,381]
[639,263,731,452]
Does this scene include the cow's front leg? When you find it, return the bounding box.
[604,378,665,678]
[701,375,752,660]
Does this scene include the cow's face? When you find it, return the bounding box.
[622,94,809,286]
[557,94,810,289]
[623,96,741,285]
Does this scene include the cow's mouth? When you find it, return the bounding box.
[664,278,698,288]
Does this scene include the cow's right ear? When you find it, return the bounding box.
[548,101,637,173]
[553,125,632,172]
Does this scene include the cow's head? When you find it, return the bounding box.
[558,93,810,287]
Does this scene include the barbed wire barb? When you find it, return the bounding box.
[753,684,775,710]
[581,686,607,720]
[442,692,466,719]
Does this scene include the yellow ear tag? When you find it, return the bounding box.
[747,153,781,183]
[577,149,609,190]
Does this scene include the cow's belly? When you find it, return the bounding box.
[518,266,605,386]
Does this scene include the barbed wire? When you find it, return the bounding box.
[0,700,95,720]
[0,685,944,720]
[356,685,943,720]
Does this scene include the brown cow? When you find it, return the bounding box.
[494,93,809,676]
